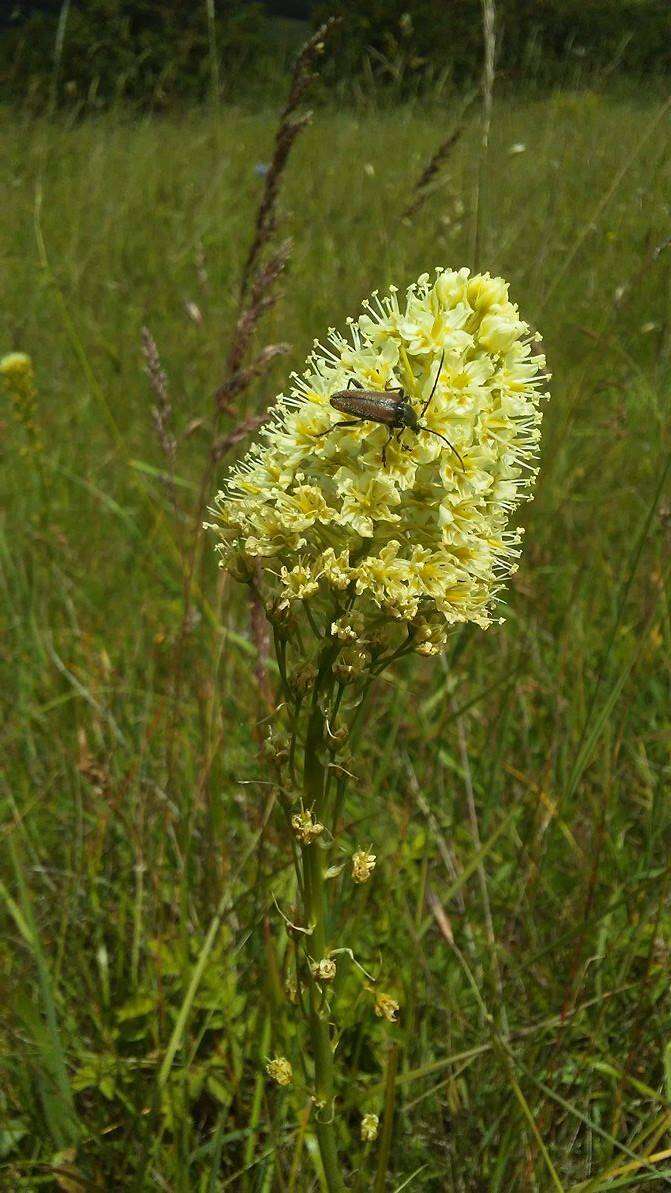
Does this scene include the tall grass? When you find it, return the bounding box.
[1,85,671,1188]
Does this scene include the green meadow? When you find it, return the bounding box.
[2,87,671,1188]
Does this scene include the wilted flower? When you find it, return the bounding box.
[291,809,325,844]
[413,615,449,656]
[209,268,547,649]
[352,849,376,883]
[361,1112,379,1141]
[288,661,317,698]
[310,956,337,983]
[266,1056,293,1085]
[374,992,400,1022]
[333,645,371,683]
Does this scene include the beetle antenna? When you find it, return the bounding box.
[421,426,465,470]
[420,350,445,418]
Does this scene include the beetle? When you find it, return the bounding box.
[315,351,464,470]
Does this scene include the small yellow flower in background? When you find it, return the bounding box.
[0,352,33,382]
[374,992,400,1022]
[266,1056,293,1086]
[352,849,376,883]
[310,957,337,983]
[1,351,43,455]
[291,809,325,844]
[210,267,547,647]
[361,1112,379,1142]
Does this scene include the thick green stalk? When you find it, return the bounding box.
[301,654,346,1192]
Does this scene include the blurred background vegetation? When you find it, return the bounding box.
[2,1,671,1190]
[2,0,671,110]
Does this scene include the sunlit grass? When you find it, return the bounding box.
[1,88,670,1188]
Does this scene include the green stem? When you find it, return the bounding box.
[301,649,346,1193]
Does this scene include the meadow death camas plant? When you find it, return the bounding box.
[209,267,548,1191]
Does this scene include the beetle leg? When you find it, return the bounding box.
[381,428,396,468]
[314,419,362,440]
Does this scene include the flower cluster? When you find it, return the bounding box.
[210,268,547,645]
[1,352,42,455]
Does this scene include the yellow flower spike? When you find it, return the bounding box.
[209,268,547,649]
[1,351,43,455]
[265,1056,293,1086]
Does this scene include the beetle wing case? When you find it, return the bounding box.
[329,390,402,426]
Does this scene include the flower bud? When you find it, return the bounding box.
[361,1112,379,1142]
[413,617,448,657]
[466,272,509,312]
[266,1056,292,1086]
[478,309,527,354]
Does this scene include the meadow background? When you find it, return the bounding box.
[2,2,671,1189]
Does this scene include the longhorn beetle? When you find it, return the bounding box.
[315,351,464,469]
